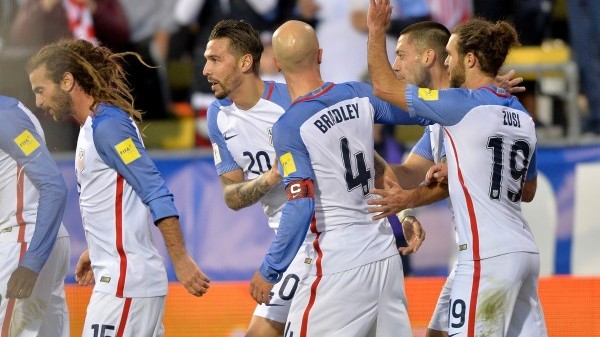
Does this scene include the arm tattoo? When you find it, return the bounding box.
[222,174,273,210]
[373,153,387,181]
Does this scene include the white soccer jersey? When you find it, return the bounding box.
[208,81,290,229]
[260,81,428,280]
[76,104,176,298]
[406,85,539,261]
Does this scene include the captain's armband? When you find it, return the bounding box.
[285,179,314,200]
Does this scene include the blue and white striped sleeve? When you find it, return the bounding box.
[207,101,240,175]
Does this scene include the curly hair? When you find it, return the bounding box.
[453,18,520,77]
[27,39,144,122]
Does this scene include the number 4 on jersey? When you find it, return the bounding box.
[340,137,371,196]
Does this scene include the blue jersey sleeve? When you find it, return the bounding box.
[350,82,430,126]
[206,100,240,175]
[526,147,538,181]
[406,85,479,126]
[411,126,435,161]
[0,103,67,273]
[258,116,314,283]
[92,107,178,223]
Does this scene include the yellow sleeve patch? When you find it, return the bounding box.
[114,138,141,164]
[280,152,297,177]
[418,88,439,101]
[14,130,40,156]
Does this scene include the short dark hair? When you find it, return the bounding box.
[209,20,264,75]
[453,17,520,76]
[400,21,451,66]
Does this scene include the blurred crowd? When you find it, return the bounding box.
[1,0,599,151]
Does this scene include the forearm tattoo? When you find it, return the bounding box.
[222,174,273,210]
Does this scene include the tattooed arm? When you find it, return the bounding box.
[219,165,282,211]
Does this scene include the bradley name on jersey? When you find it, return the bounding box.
[313,102,360,134]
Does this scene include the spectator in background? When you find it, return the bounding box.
[566,0,600,135]
[118,0,177,120]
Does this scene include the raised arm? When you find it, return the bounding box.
[367,0,408,110]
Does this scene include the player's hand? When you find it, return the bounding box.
[496,69,525,94]
[75,249,95,286]
[173,255,211,297]
[368,176,414,220]
[398,216,426,255]
[5,266,38,299]
[264,158,282,188]
[249,271,275,305]
[425,163,448,185]
[367,0,392,35]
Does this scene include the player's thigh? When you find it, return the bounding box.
[0,242,21,323]
[507,253,547,337]
[427,265,456,335]
[251,250,305,326]
[245,316,286,337]
[449,254,537,337]
[82,292,165,337]
[375,254,411,337]
[38,237,70,337]
[287,255,405,337]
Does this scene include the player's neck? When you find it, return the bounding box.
[285,71,324,101]
[71,88,95,125]
[230,76,265,110]
[463,69,494,90]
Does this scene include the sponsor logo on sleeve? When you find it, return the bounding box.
[418,88,439,101]
[114,138,141,164]
[14,130,40,156]
[280,152,297,177]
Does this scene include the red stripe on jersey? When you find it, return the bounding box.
[2,168,28,337]
[115,297,133,337]
[443,129,482,337]
[15,165,26,242]
[115,174,128,298]
[265,81,275,101]
[292,83,335,106]
[443,129,480,260]
[300,214,321,337]
[468,260,481,337]
[285,180,315,200]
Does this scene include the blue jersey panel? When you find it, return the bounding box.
[92,105,178,223]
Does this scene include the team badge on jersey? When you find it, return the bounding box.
[115,138,141,164]
[14,130,40,156]
[418,88,439,101]
[280,152,297,177]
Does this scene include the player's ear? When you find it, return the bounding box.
[240,54,253,72]
[465,52,477,69]
[317,48,323,64]
[61,72,75,92]
[422,49,435,67]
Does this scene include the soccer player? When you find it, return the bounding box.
[0,95,70,336]
[248,20,428,336]
[368,1,548,336]
[204,19,295,337]
[27,39,210,337]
